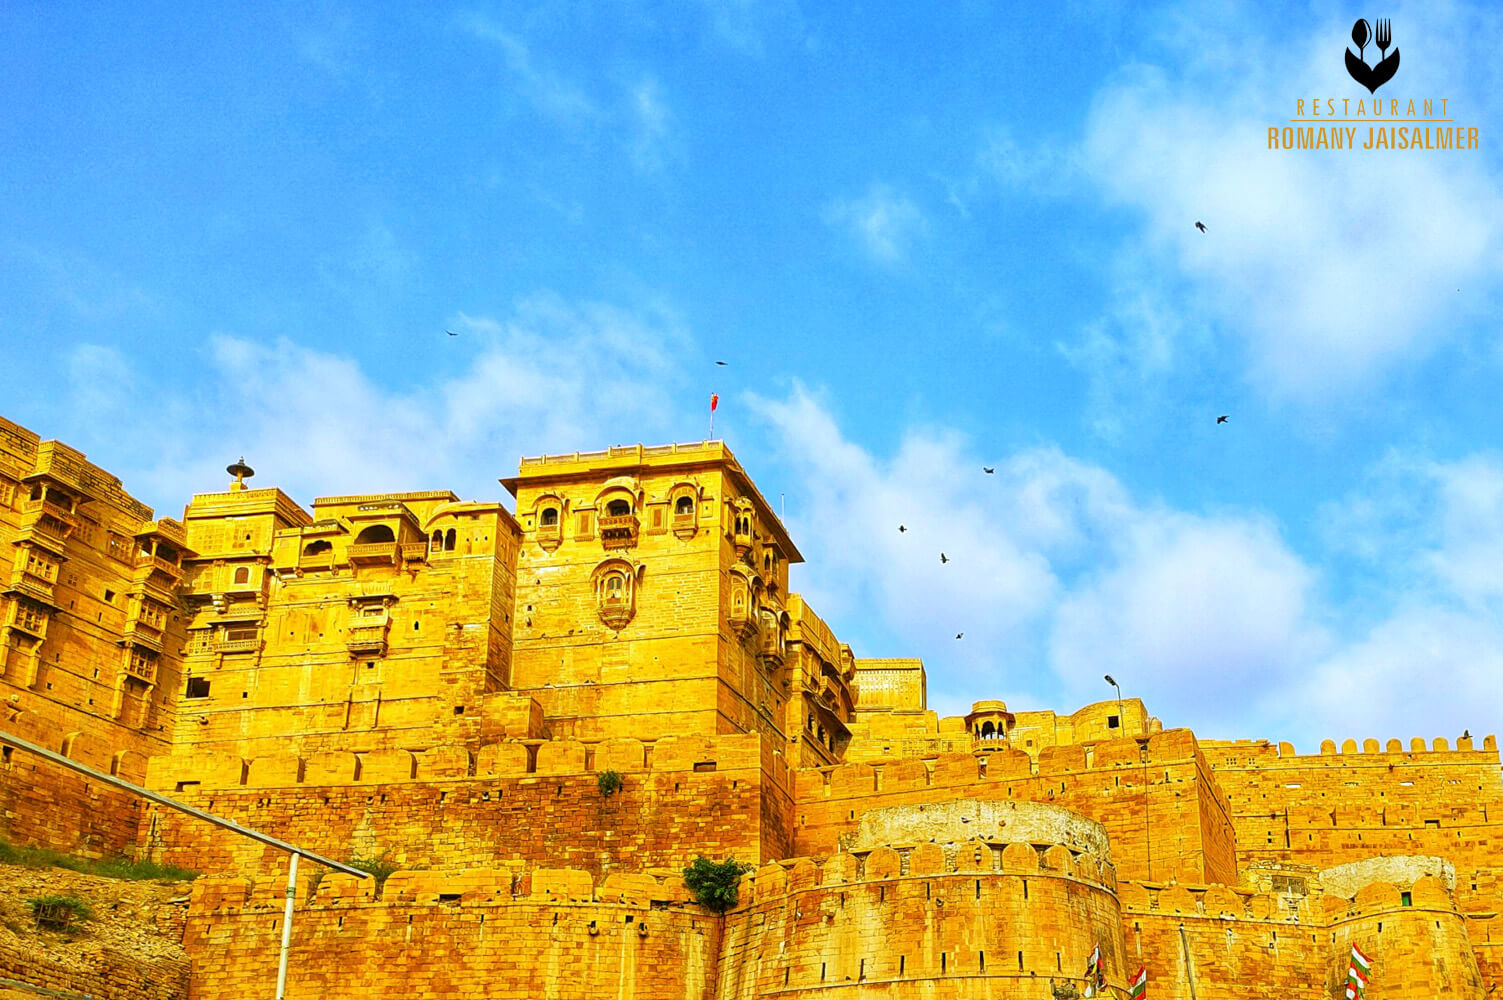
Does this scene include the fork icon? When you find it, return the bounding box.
[1374,18,1392,60]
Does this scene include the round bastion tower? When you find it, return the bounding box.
[717,799,1127,998]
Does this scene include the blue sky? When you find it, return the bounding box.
[2,1,1500,748]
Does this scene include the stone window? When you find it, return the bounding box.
[592,559,639,630]
[675,496,694,517]
[185,677,210,698]
[540,507,559,527]
[444,528,457,551]
[1107,715,1120,729]
[303,539,333,557]
[233,566,251,585]
[606,499,631,517]
[355,524,395,545]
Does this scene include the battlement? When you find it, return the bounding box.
[737,837,1120,909]
[1203,733,1498,765]
[191,864,700,912]
[798,728,1202,801]
[145,732,778,792]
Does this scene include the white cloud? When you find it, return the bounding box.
[822,183,927,263]
[750,387,1496,746]
[626,76,677,173]
[691,0,809,57]
[460,16,598,125]
[1071,2,1503,404]
[62,292,691,513]
[1049,513,1330,733]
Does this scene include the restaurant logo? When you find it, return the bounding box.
[1345,18,1399,94]
[1265,18,1479,151]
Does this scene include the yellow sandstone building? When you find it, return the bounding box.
[1,412,1500,999]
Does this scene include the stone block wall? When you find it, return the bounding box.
[184,867,720,1000]
[0,711,145,856]
[795,730,1236,885]
[718,840,1126,998]
[142,733,793,877]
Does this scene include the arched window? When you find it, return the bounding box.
[431,530,442,549]
[675,496,694,516]
[607,499,631,517]
[303,540,333,557]
[604,573,625,603]
[540,507,559,527]
[444,528,457,551]
[981,721,996,738]
[233,566,250,585]
[354,524,395,545]
[763,552,772,572]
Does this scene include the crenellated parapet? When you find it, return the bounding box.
[794,728,1236,885]
[145,731,782,791]
[720,828,1127,998]
[190,864,701,912]
[185,864,722,1000]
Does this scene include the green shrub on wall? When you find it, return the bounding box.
[682,856,753,913]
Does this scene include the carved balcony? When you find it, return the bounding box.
[348,541,400,565]
[21,497,77,528]
[121,622,165,654]
[123,655,157,683]
[598,514,639,550]
[346,623,390,656]
[134,553,184,582]
[216,632,261,653]
[6,572,55,606]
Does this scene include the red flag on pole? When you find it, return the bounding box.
[710,394,719,411]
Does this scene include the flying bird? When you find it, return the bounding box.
[1217,415,1229,424]
[955,633,963,640]
[898,525,907,533]
[1463,729,1471,740]
[1195,221,1207,233]
[940,553,949,564]
[446,330,458,337]
[983,467,995,474]
[715,360,728,366]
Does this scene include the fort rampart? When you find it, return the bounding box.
[142,733,793,876]
[795,729,1237,885]
[184,867,720,1000]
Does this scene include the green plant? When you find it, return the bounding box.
[597,769,624,798]
[29,894,94,931]
[682,856,753,913]
[345,852,402,886]
[0,839,196,881]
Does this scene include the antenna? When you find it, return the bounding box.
[780,493,785,520]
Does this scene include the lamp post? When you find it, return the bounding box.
[1104,674,1151,883]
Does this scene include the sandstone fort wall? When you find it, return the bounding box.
[795,730,1237,885]
[705,839,1125,999]
[184,866,720,1000]
[143,733,793,876]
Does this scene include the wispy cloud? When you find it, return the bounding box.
[1069,3,1503,406]
[748,385,1498,746]
[58,292,692,511]
[691,0,810,57]
[460,15,599,125]
[626,76,677,173]
[822,183,927,264]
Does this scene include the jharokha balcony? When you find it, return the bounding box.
[345,623,389,655]
[348,541,401,565]
[21,497,78,528]
[135,552,184,582]
[598,514,639,549]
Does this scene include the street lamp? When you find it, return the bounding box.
[1104,674,1123,733]
[1104,674,1152,882]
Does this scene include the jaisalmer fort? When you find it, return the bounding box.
[1,409,1500,999]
